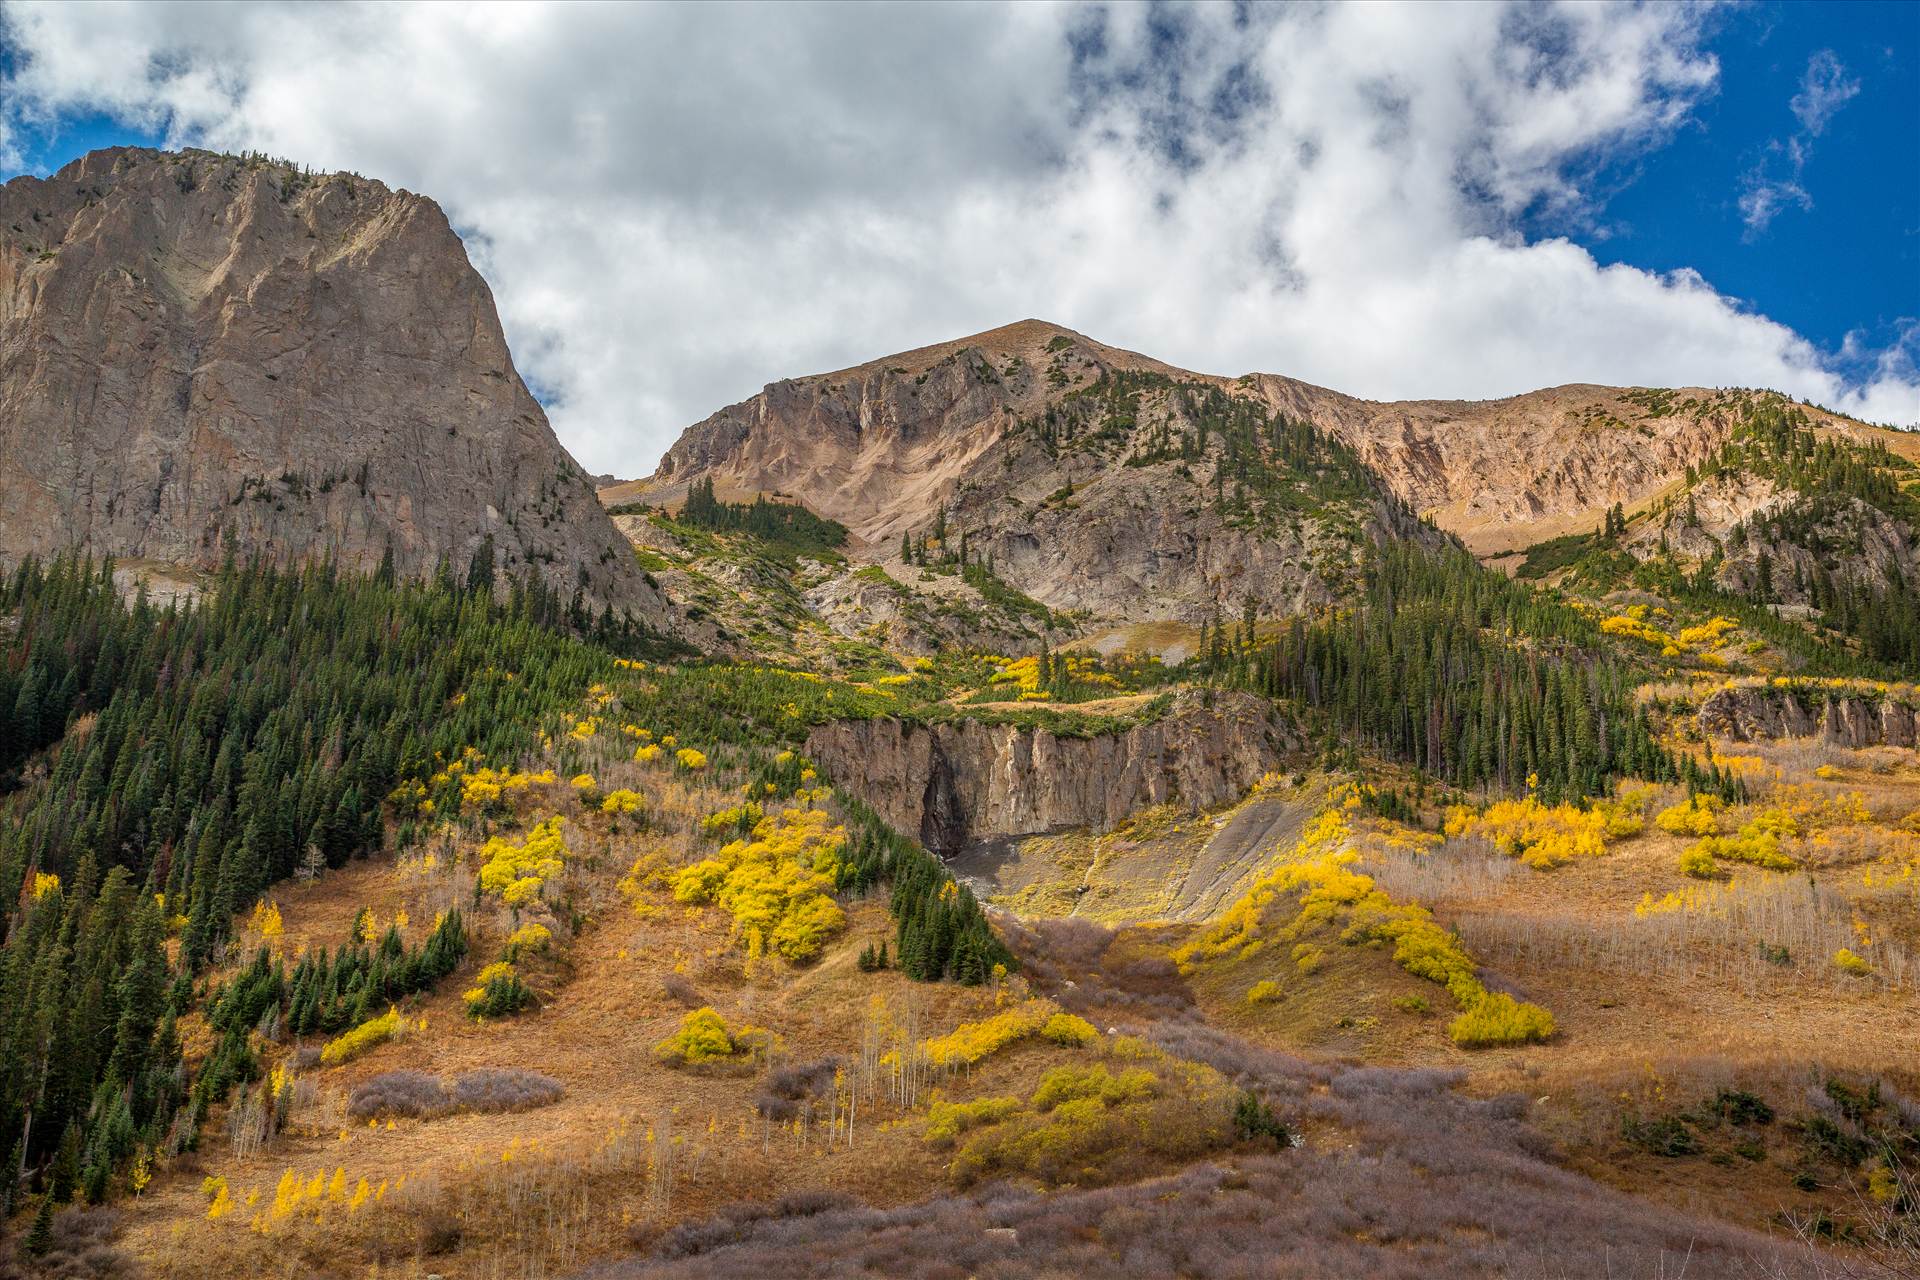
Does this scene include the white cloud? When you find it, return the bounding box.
[1742,50,1860,238]
[1791,49,1861,135]
[1,0,1913,474]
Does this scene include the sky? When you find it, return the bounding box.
[0,1,1914,476]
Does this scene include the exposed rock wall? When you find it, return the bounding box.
[1698,687,1918,749]
[0,147,675,626]
[804,691,1300,854]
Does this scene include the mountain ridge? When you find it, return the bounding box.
[0,145,683,634]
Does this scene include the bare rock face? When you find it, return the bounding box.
[628,321,1438,625]
[629,321,1909,610]
[0,147,673,627]
[803,690,1300,853]
[1698,686,1918,749]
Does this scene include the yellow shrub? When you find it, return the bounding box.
[675,748,709,771]
[1655,795,1722,836]
[504,922,551,956]
[634,743,662,764]
[1040,1013,1099,1047]
[1448,991,1555,1047]
[924,1094,1022,1147]
[1030,1064,1157,1110]
[477,816,568,907]
[1678,844,1721,879]
[668,807,846,962]
[601,788,644,815]
[320,1007,402,1067]
[1833,948,1872,977]
[1688,825,1794,872]
[1451,795,1610,868]
[653,1007,740,1064]
[923,1001,1060,1068]
[1246,979,1283,1005]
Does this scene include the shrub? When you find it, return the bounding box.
[1622,1114,1699,1157]
[320,1006,402,1067]
[347,1069,446,1119]
[503,921,552,959]
[601,788,644,815]
[675,747,709,771]
[922,1000,1072,1068]
[669,807,847,962]
[1392,994,1431,1015]
[1708,1089,1775,1126]
[1678,844,1721,879]
[655,1007,770,1066]
[1656,796,1721,836]
[755,1057,840,1120]
[1448,992,1555,1048]
[1030,1065,1156,1111]
[477,815,568,907]
[924,1094,1022,1147]
[1246,980,1283,1005]
[1040,1013,1099,1047]
[1833,947,1873,976]
[1232,1091,1292,1146]
[447,1068,565,1113]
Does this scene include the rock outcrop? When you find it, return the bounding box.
[0,147,674,626]
[623,321,1908,606]
[804,690,1300,853]
[1698,686,1918,749]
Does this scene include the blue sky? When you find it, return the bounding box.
[0,2,1913,471]
[1565,0,1918,366]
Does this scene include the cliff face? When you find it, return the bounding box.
[803,691,1300,854]
[1698,686,1918,749]
[0,147,673,624]
[631,322,1909,605]
[628,320,1440,625]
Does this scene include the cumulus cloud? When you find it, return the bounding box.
[0,1,1912,472]
[1741,49,1860,239]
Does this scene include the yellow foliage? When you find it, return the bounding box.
[249,899,283,939]
[653,1007,771,1065]
[924,1094,1022,1147]
[600,788,644,815]
[922,1000,1071,1068]
[1833,948,1872,976]
[669,807,846,962]
[477,816,568,907]
[459,766,555,811]
[634,743,662,764]
[1449,991,1556,1047]
[1040,1013,1099,1047]
[320,1007,402,1067]
[29,872,58,899]
[504,922,552,955]
[1246,979,1283,1005]
[1180,800,1554,1045]
[1655,795,1722,836]
[675,747,709,771]
[1447,795,1611,868]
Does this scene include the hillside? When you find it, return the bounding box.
[1,166,1917,1280]
[0,147,676,628]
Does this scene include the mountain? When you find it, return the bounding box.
[619,321,1441,634]
[0,146,676,628]
[621,319,1917,655]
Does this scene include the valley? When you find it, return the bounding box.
[0,147,1914,1280]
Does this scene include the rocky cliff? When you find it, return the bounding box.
[0,147,673,625]
[623,320,1440,626]
[1698,685,1918,749]
[804,691,1300,853]
[625,321,1907,610]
